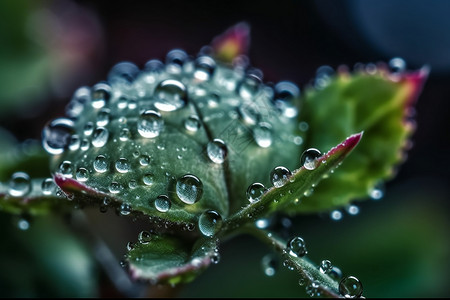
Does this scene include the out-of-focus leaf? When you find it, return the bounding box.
[126,234,218,285]
[0,212,99,297]
[298,66,428,212]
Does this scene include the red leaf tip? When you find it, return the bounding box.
[211,22,251,63]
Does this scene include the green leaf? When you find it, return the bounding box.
[126,234,218,285]
[297,66,428,212]
[223,132,362,231]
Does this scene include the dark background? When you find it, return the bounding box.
[0,0,449,297]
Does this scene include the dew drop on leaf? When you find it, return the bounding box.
[138,230,152,244]
[287,236,308,257]
[154,79,188,111]
[91,82,111,109]
[330,210,343,221]
[270,166,292,188]
[137,110,163,138]
[42,118,75,155]
[139,154,150,166]
[83,122,94,136]
[300,148,321,170]
[69,135,81,151]
[119,128,131,141]
[238,73,261,100]
[339,276,363,298]
[92,127,109,147]
[194,56,216,81]
[246,182,265,203]
[119,203,132,216]
[8,172,31,197]
[143,174,154,186]
[96,108,110,126]
[109,182,122,194]
[176,174,203,204]
[207,139,228,164]
[261,254,279,277]
[253,122,272,148]
[41,178,56,195]
[93,155,108,173]
[306,280,321,297]
[198,210,222,237]
[319,259,333,274]
[115,158,130,173]
[76,167,89,182]
[154,195,171,213]
[184,115,202,132]
[59,161,73,178]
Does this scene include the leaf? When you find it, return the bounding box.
[223,133,362,231]
[297,66,428,212]
[126,234,218,285]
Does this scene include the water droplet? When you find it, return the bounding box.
[306,281,321,297]
[59,161,73,177]
[69,135,81,151]
[96,108,110,126]
[369,182,385,200]
[83,122,94,136]
[270,166,292,188]
[80,139,90,151]
[319,259,333,274]
[108,61,139,83]
[273,81,300,118]
[109,182,122,194]
[94,155,108,173]
[119,203,132,216]
[238,73,261,100]
[143,174,154,186]
[346,204,360,216]
[76,167,89,182]
[41,178,56,195]
[198,210,222,237]
[138,230,152,244]
[165,49,188,73]
[211,252,221,264]
[184,115,202,132]
[118,127,131,141]
[139,154,150,166]
[16,214,31,231]
[329,266,343,281]
[389,57,406,74]
[253,122,272,148]
[92,127,109,147]
[128,100,137,110]
[298,278,306,286]
[299,121,309,132]
[176,174,203,205]
[261,254,279,277]
[91,82,111,109]
[339,276,363,298]
[301,148,321,170]
[8,172,31,197]
[154,195,171,212]
[330,210,343,221]
[117,97,128,109]
[153,79,188,111]
[238,103,260,125]
[137,110,163,138]
[314,65,334,89]
[66,86,89,118]
[194,56,216,81]
[42,118,75,155]
[126,241,135,251]
[246,182,265,203]
[287,236,308,257]
[128,179,137,189]
[255,218,270,229]
[207,139,228,164]
[115,158,130,173]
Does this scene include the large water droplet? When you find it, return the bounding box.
[270,166,292,188]
[8,172,31,197]
[92,127,109,147]
[287,236,308,257]
[176,174,203,205]
[319,259,333,274]
[165,49,188,73]
[91,82,111,109]
[139,154,150,166]
[207,139,228,164]
[238,73,261,100]
[253,122,272,148]
[246,182,265,203]
[59,161,73,178]
[138,230,152,244]
[108,61,139,83]
[261,254,279,277]
[339,276,363,298]
[143,174,154,186]
[76,167,89,182]
[154,195,171,212]
[93,155,108,173]
[194,56,216,81]
[41,178,56,195]
[301,148,321,170]
[273,81,300,118]
[184,115,202,132]
[115,158,130,173]
[109,182,122,194]
[198,210,222,237]
[66,86,89,119]
[96,108,110,127]
[42,118,75,155]
[153,79,188,111]
[389,57,406,74]
[137,110,163,138]
[119,203,132,216]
